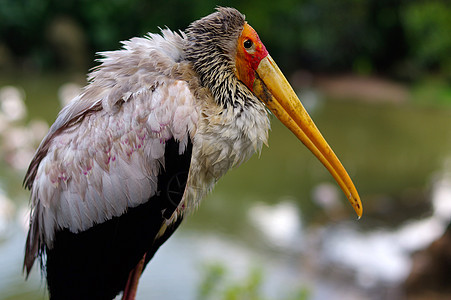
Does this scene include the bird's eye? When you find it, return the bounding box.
[243,39,253,49]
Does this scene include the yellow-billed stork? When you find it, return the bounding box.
[23,7,362,300]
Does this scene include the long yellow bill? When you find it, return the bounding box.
[254,55,363,217]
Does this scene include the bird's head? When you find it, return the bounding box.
[186,7,362,217]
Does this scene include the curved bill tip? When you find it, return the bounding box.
[349,192,363,219]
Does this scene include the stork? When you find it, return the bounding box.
[23,7,362,300]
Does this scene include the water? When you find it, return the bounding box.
[0,75,450,299]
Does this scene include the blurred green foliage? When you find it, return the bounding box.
[402,1,451,76]
[0,0,450,79]
[198,263,310,300]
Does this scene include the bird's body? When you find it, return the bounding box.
[24,8,362,300]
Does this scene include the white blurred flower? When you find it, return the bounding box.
[248,199,303,250]
[0,86,27,121]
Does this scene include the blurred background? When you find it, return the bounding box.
[0,0,451,299]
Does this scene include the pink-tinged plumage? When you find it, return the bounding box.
[29,77,199,246]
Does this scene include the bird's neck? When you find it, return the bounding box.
[196,61,238,107]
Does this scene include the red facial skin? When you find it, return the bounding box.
[235,23,269,91]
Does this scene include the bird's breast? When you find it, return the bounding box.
[180,100,270,214]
